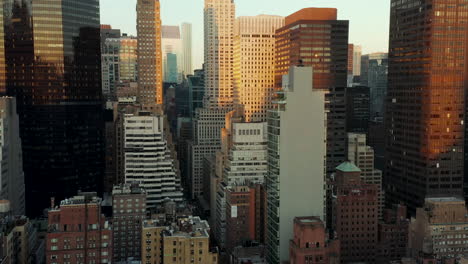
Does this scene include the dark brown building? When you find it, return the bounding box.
[112,183,146,262]
[385,0,468,212]
[2,0,104,216]
[332,162,379,264]
[377,204,409,263]
[275,8,348,176]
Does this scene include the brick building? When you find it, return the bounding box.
[289,217,340,264]
[377,204,409,263]
[46,193,112,264]
[332,162,379,264]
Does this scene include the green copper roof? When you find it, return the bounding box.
[336,162,361,172]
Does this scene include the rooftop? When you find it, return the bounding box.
[336,161,361,173]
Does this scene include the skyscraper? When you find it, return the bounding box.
[3,0,104,216]
[361,53,388,118]
[181,23,193,76]
[266,66,326,263]
[0,97,25,216]
[137,0,163,106]
[204,0,235,107]
[275,8,349,176]
[233,15,284,122]
[385,0,468,212]
[162,25,182,83]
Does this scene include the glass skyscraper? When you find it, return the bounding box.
[2,0,104,216]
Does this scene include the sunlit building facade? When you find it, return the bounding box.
[385,0,468,212]
[233,15,284,122]
[137,0,163,105]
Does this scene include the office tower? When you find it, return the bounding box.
[3,0,104,216]
[347,44,354,75]
[233,15,284,122]
[266,66,326,264]
[142,216,219,264]
[409,197,468,261]
[361,53,388,118]
[0,97,25,215]
[162,25,183,83]
[348,133,384,219]
[289,217,340,264]
[188,68,205,118]
[385,0,468,212]
[332,162,378,264]
[345,86,370,133]
[124,111,183,208]
[275,8,348,176]
[100,25,121,46]
[112,184,147,262]
[166,53,179,83]
[102,38,121,100]
[181,23,193,76]
[119,36,138,82]
[46,194,113,264]
[377,204,409,263]
[137,0,163,106]
[204,0,235,107]
[352,45,362,76]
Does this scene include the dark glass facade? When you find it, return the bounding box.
[346,86,370,134]
[385,0,468,213]
[2,0,104,216]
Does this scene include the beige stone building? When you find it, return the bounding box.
[142,216,218,264]
[233,15,284,122]
[409,197,468,260]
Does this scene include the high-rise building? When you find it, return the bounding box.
[409,197,468,260]
[345,86,370,133]
[142,216,219,264]
[0,97,25,216]
[275,8,348,176]
[332,162,379,264]
[233,15,284,122]
[137,0,163,106]
[124,111,183,208]
[46,194,113,264]
[181,23,193,76]
[112,184,147,262]
[352,45,362,76]
[348,133,384,219]
[266,66,326,264]
[102,38,121,100]
[119,36,138,82]
[204,0,235,107]
[385,0,468,212]
[162,25,183,83]
[188,68,205,118]
[289,217,340,264]
[100,24,121,52]
[361,53,388,118]
[3,0,104,216]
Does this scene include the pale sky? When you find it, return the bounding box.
[101,0,390,70]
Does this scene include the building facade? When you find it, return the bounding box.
[233,15,284,122]
[385,0,468,212]
[289,217,340,264]
[266,66,326,264]
[409,197,468,260]
[275,8,348,176]
[142,216,218,264]
[124,112,183,208]
[137,0,163,105]
[112,184,147,262]
[46,194,112,264]
[162,25,183,83]
[345,86,370,133]
[181,23,193,76]
[0,97,25,216]
[332,162,379,264]
[3,0,104,216]
[361,53,388,118]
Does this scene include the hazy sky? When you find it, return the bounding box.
[101,0,390,70]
